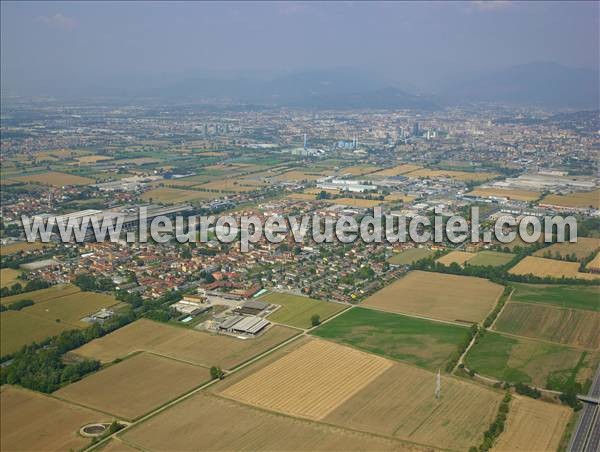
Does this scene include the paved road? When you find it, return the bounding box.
[569,364,600,452]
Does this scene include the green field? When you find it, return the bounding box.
[1,289,118,356]
[464,331,599,387]
[311,307,469,371]
[1,311,75,356]
[0,284,81,306]
[467,251,515,267]
[262,292,347,329]
[23,292,118,327]
[387,247,434,265]
[510,283,600,311]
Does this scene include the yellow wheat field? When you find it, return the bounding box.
[363,271,503,323]
[75,155,114,164]
[122,392,419,451]
[1,385,107,452]
[541,189,600,210]
[533,237,600,261]
[221,339,393,420]
[375,164,423,177]
[15,171,94,186]
[405,168,498,182]
[338,165,382,176]
[324,198,384,208]
[324,361,502,451]
[509,256,600,280]
[468,187,541,202]
[436,251,476,266]
[492,396,571,451]
[586,252,600,271]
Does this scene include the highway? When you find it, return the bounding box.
[569,364,600,452]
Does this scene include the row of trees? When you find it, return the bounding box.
[0,309,137,392]
[0,299,34,312]
[445,324,479,373]
[413,255,599,286]
[0,249,58,269]
[0,278,50,298]
[470,392,512,451]
[74,274,115,292]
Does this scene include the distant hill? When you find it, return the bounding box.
[154,69,439,110]
[444,62,599,108]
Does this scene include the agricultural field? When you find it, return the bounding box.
[98,439,140,452]
[37,149,85,160]
[261,292,347,329]
[197,179,265,192]
[54,353,210,420]
[387,247,434,265]
[221,339,393,420]
[404,168,499,182]
[464,331,599,387]
[338,164,382,176]
[384,192,415,203]
[510,282,600,311]
[312,307,469,371]
[493,302,600,349]
[272,170,324,182]
[508,256,600,280]
[286,192,317,201]
[541,189,600,210]
[0,268,21,287]
[22,291,118,327]
[587,252,600,271]
[141,187,220,203]
[0,241,49,256]
[72,318,299,370]
[375,164,422,177]
[115,157,160,165]
[13,171,95,186]
[362,271,503,324]
[304,187,340,195]
[1,385,108,452]
[493,395,571,451]
[0,283,80,306]
[497,234,545,251]
[533,237,600,261]
[466,250,515,267]
[324,197,384,208]
[1,310,75,356]
[467,187,541,202]
[436,250,476,266]
[74,155,113,164]
[1,287,115,356]
[122,392,412,451]
[322,361,502,451]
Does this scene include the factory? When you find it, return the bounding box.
[33,204,194,241]
[317,179,377,193]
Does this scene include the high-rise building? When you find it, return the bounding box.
[412,122,420,137]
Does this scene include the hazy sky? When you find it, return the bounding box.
[1,1,598,95]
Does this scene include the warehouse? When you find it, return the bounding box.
[218,315,270,336]
[239,300,269,315]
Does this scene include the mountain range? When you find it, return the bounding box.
[5,62,598,110]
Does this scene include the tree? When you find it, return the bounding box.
[210,366,224,380]
[311,314,321,327]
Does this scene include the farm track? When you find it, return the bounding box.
[85,281,587,451]
[84,305,382,451]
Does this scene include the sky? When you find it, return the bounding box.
[1,1,598,96]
